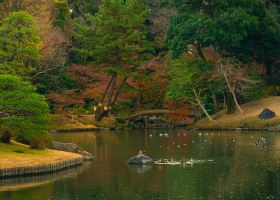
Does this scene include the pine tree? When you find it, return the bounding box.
[72,0,152,121]
[0,11,41,77]
[0,75,50,148]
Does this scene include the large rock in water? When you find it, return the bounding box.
[258,108,276,120]
[127,154,154,165]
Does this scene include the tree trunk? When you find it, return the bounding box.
[231,90,244,114]
[1,130,11,143]
[211,91,219,113]
[95,76,128,122]
[221,66,244,114]
[225,92,236,114]
[193,89,214,122]
[99,74,115,103]
[112,77,128,103]
[199,102,214,122]
[106,73,117,106]
[196,42,207,63]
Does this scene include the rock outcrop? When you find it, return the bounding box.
[258,108,276,120]
[51,141,93,161]
[127,154,154,165]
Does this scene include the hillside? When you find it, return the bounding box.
[194,96,280,129]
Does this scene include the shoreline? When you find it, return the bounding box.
[0,142,84,178]
[0,157,83,178]
[52,126,280,133]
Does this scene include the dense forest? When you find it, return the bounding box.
[0,0,280,147]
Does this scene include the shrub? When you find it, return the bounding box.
[0,75,51,148]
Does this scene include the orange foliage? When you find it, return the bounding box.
[163,100,191,122]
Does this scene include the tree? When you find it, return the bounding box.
[0,75,50,148]
[71,0,152,121]
[166,55,215,122]
[217,59,246,114]
[68,0,100,18]
[0,11,41,77]
[0,2,68,84]
[54,0,71,30]
[166,0,280,72]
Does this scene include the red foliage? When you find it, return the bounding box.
[163,100,191,122]
[47,58,191,118]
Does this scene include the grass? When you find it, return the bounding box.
[51,114,97,130]
[0,141,82,170]
[194,96,280,129]
[51,113,117,129]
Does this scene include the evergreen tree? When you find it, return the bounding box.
[71,0,152,121]
[166,0,280,69]
[0,11,41,77]
[0,75,50,148]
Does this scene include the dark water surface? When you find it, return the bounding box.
[1,129,280,200]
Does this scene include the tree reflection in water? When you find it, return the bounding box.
[0,129,280,200]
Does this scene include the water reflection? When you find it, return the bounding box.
[0,129,280,200]
[0,163,90,192]
[128,165,153,173]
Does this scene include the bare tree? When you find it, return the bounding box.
[217,59,258,114]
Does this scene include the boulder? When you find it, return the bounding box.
[258,108,276,120]
[51,141,93,161]
[127,154,154,165]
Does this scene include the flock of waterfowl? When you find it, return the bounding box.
[148,131,280,152]
[154,158,214,166]
[128,131,279,171]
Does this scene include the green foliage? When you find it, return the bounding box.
[166,56,214,102]
[54,0,71,29]
[0,11,41,77]
[71,0,153,74]
[116,117,126,124]
[68,0,99,17]
[113,100,135,116]
[138,82,165,109]
[166,0,280,64]
[243,76,265,102]
[36,68,77,94]
[0,75,50,148]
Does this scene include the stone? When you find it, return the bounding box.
[258,108,276,120]
[127,154,154,165]
[51,141,94,161]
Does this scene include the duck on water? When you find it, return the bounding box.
[127,151,213,166]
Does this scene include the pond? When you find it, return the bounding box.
[1,129,280,200]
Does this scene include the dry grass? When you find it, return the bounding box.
[194,96,280,129]
[51,114,97,130]
[0,141,82,170]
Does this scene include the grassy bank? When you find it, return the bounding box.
[194,96,280,130]
[51,114,117,131]
[0,141,82,171]
[51,114,97,130]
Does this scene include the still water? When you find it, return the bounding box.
[1,129,280,200]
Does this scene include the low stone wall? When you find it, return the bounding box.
[0,157,83,178]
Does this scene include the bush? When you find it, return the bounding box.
[29,134,52,149]
[0,75,50,148]
[243,77,265,102]
[116,118,126,124]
